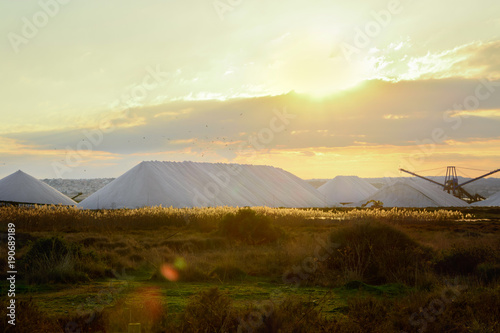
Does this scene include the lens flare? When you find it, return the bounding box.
[174,257,187,270]
[161,264,179,281]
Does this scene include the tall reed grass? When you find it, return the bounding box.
[1,206,470,233]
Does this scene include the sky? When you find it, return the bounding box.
[0,0,499,180]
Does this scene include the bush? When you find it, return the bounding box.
[476,262,500,283]
[180,287,237,332]
[254,297,336,333]
[434,244,495,276]
[324,222,433,285]
[57,310,108,333]
[22,237,110,284]
[343,296,393,333]
[218,208,282,245]
[0,298,60,333]
[337,287,500,332]
[211,264,247,282]
[393,287,500,333]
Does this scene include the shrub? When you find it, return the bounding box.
[331,286,500,332]
[476,262,500,283]
[211,264,247,282]
[343,296,393,333]
[180,287,237,332]
[324,222,433,285]
[22,237,110,284]
[0,298,60,333]
[218,208,282,245]
[254,297,336,333]
[434,244,495,276]
[393,287,500,333]
[80,236,109,246]
[58,310,108,333]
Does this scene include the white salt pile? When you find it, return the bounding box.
[359,179,469,207]
[0,170,76,206]
[472,191,500,206]
[78,161,330,209]
[318,176,378,206]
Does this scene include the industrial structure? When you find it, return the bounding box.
[399,166,500,203]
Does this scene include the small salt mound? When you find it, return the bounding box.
[472,191,500,206]
[78,161,331,209]
[358,179,469,207]
[318,176,378,206]
[0,170,76,206]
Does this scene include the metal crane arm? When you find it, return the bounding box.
[399,168,445,188]
[458,169,500,187]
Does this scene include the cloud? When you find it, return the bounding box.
[3,77,500,178]
[7,78,500,151]
[369,40,500,81]
[449,41,500,79]
[454,109,500,118]
[383,114,410,120]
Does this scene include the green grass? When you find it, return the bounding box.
[8,276,410,326]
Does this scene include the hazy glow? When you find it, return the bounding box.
[0,1,499,179]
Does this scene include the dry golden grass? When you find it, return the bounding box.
[1,205,470,233]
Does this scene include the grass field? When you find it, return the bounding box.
[1,206,499,332]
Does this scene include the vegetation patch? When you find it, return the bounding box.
[1,206,499,332]
[180,287,237,332]
[211,264,247,282]
[217,208,282,245]
[0,299,60,333]
[324,222,433,285]
[434,244,498,276]
[22,237,110,284]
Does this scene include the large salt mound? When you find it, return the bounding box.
[472,191,500,206]
[78,161,330,209]
[318,175,378,205]
[0,170,76,206]
[359,179,469,207]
